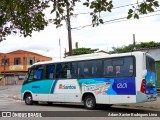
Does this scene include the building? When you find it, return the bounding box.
[0,50,52,80]
[135,47,160,61]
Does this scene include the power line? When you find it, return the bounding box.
[105,13,160,25]
[73,2,141,16]
[71,10,160,30]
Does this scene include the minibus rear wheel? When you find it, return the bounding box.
[84,95,96,110]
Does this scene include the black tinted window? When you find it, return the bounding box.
[146,56,155,72]
[56,63,72,79]
[78,60,102,78]
[104,57,134,77]
[71,63,77,78]
[46,64,55,79]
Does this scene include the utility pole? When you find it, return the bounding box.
[133,34,136,51]
[59,39,61,60]
[64,48,66,58]
[3,55,6,78]
[66,3,72,56]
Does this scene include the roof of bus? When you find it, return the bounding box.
[31,51,148,67]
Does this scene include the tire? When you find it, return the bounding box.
[33,101,39,105]
[84,95,96,110]
[24,93,33,105]
[101,104,112,109]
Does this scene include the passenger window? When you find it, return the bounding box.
[104,57,134,77]
[92,60,102,77]
[104,60,114,77]
[56,63,62,79]
[46,64,55,79]
[62,63,71,79]
[78,62,85,78]
[78,60,102,78]
[56,63,72,79]
[71,63,77,78]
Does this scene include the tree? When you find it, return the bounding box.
[110,41,160,53]
[0,0,159,41]
[65,48,98,56]
[0,0,50,41]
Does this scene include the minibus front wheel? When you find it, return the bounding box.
[24,93,33,105]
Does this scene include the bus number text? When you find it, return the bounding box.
[117,83,127,88]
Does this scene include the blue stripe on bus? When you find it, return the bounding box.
[50,80,57,94]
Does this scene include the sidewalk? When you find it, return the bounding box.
[116,97,160,110]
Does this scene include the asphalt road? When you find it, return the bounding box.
[0,85,160,120]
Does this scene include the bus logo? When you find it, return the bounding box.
[59,84,76,89]
[59,84,63,89]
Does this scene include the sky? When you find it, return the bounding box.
[0,0,160,61]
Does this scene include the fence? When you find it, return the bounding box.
[5,76,19,85]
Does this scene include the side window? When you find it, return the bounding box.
[28,65,44,82]
[104,57,134,77]
[78,60,102,78]
[78,62,84,78]
[92,60,103,77]
[146,56,155,72]
[46,64,55,79]
[62,63,71,79]
[120,57,133,76]
[56,63,62,79]
[71,63,77,78]
[113,59,124,77]
[56,63,72,79]
[104,59,114,77]
[83,62,92,78]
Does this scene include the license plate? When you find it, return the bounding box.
[150,90,153,93]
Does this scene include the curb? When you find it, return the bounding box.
[8,94,21,100]
[113,105,160,111]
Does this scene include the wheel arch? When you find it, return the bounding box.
[23,91,32,100]
[82,92,96,102]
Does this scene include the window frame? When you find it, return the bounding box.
[103,56,136,78]
[14,57,21,65]
[45,63,56,80]
[25,65,45,83]
[77,60,103,79]
[146,55,156,72]
[1,58,10,66]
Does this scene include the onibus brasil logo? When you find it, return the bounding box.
[59,84,76,89]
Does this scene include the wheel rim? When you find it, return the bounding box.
[86,98,94,108]
[26,96,32,104]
